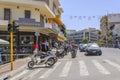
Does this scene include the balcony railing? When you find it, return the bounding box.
[0,18,50,28]
[15,18,43,27]
[44,23,52,28]
[14,18,52,28]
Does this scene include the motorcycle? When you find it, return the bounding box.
[28,50,56,69]
[71,48,77,58]
[55,48,64,58]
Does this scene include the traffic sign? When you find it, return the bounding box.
[35,30,40,36]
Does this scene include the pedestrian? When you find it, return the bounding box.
[39,42,42,51]
[54,42,58,48]
[0,53,2,63]
[45,40,49,51]
[41,41,47,52]
[33,43,38,50]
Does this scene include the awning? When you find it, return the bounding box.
[57,34,65,42]
[49,15,63,26]
[0,39,9,44]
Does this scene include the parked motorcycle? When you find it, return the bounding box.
[55,48,64,58]
[28,50,56,69]
[55,48,65,58]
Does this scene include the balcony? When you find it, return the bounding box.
[14,18,51,29]
[14,18,42,27]
[44,23,52,28]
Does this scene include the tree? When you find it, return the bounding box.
[107,37,112,43]
[82,38,88,43]
[63,30,67,37]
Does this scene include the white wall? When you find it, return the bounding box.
[108,14,120,23]
[49,0,53,11]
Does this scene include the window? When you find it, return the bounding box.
[4,8,11,20]
[20,36,33,45]
[25,10,31,18]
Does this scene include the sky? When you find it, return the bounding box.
[59,0,120,31]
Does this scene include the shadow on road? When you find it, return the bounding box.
[27,65,54,70]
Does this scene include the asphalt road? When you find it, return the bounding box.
[9,48,120,80]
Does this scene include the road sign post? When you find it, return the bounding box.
[35,30,40,54]
[35,30,40,44]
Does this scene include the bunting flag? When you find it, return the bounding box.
[69,15,102,20]
[93,16,95,18]
[88,16,91,20]
[70,16,73,19]
[74,16,77,18]
[78,16,82,20]
[83,16,86,19]
[67,13,120,20]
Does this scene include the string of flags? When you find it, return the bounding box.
[69,16,102,20]
[66,14,120,20]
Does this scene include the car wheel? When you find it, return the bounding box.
[85,52,88,56]
[99,53,102,56]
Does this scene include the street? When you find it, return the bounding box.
[8,48,120,80]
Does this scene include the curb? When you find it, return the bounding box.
[0,58,30,80]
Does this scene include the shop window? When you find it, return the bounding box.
[4,8,11,20]
[20,36,33,45]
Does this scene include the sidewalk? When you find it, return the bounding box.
[0,57,30,80]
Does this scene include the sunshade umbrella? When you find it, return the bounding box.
[0,39,9,44]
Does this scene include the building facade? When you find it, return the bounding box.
[100,14,120,47]
[0,0,66,52]
[67,28,99,44]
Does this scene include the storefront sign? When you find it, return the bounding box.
[35,30,40,36]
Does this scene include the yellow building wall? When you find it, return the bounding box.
[0,4,41,22]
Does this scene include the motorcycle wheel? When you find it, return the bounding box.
[28,61,34,69]
[54,57,58,62]
[46,58,55,67]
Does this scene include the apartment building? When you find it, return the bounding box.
[100,14,120,47]
[0,0,66,50]
[67,28,99,44]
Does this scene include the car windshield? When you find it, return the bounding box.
[90,44,99,48]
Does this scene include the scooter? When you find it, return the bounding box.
[55,48,64,58]
[28,50,56,69]
[71,48,76,58]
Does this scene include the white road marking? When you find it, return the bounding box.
[92,60,110,75]
[79,60,89,76]
[104,59,120,71]
[39,62,61,79]
[23,68,43,80]
[9,70,29,80]
[59,61,72,77]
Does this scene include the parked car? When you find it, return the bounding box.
[85,43,102,56]
[79,44,87,52]
[118,44,120,49]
